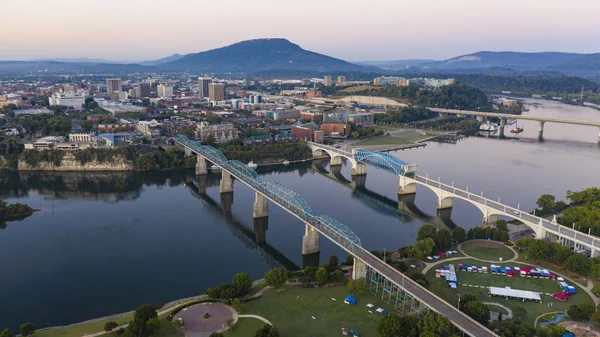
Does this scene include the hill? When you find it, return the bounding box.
[425,51,585,70]
[159,38,372,73]
[138,54,184,66]
[357,59,435,70]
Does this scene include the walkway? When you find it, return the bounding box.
[238,315,272,326]
[482,302,513,319]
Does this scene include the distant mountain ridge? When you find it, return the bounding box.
[158,38,372,73]
[424,51,586,69]
[137,54,184,66]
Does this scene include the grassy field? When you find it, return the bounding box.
[243,285,392,337]
[353,135,410,146]
[224,318,265,337]
[485,303,509,315]
[35,313,136,337]
[426,258,593,325]
[338,85,378,93]
[461,241,516,261]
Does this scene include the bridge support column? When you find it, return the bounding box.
[302,224,320,255]
[498,118,506,139]
[351,174,366,189]
[538,121,545,141]
[220,191,233,216]
[481,213,498,226]
[592,247,600,258]
[352,258,367,280]
[196,155,207,175]
[398,176,417,195]
[253,192,268,219]
[184,147,192,157]
[351,162,367,176]
[330,156,343,166]
[534,226,546,240]
[220,170,233,194]
[437,195,453,210]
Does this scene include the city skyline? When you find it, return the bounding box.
[2,0,600,62]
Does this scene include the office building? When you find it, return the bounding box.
[134,83,151,99]
[111,91,128,101]
[208,83,225,102]
[324,76,333,86]
[48,92,86,108]
[337,76,346,84]
[62,84,75,93]
[348,112,374,125]
[292,122,324,143]
[106,78,122,96]
[198,77,213,98]
[157,84,173,98]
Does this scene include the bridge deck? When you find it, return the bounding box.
[430,108,600,127]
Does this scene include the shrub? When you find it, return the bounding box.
[104,321,119,332]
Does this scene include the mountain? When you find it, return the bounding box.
[137,54,184,66]
[31,57,125,64]
[424,51,585,70]
[159,38,373,73]
[357,59,435,70]
[550,53,600,74]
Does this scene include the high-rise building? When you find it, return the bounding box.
[62,84,75,93]
[208,83,225,102]
[157,84,173,98]
[324,76,333,86]
[337,76,346,84]
[134,83,151,98]
[106,78,122,96]
[198,77,213,98]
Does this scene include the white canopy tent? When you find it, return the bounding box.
[489,286,542,302]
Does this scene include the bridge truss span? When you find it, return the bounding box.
[354,149,417,176]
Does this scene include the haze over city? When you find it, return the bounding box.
[3,0,600,61]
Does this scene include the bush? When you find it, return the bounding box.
[104,321,119,332]
[167,299,216,321]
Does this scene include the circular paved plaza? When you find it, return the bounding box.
[174,302,236,336]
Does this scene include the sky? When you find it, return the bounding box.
[3,0,600,62]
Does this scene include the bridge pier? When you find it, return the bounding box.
[220,191,233,216]
[196,155,207,175]
[184,147,192,157]
[253,217,268,244]
[398,176,417,195]
[351,162,367,176]
[482,213,499,226]
[302,224,320,255]
[498,118,506,139]
[220,170,233,194]
[538,121,545,141]
[330,156,343,166]
[253,192,269,219]
[352,257,367,280]
[437,196,453,210]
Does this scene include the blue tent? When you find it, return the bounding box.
[345,295,357,305]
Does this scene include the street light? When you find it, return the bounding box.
[457,293,461,309]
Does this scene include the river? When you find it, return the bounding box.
[1,98,599,331]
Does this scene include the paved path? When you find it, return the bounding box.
[238,315,272,326]
[421,241,518,274]
[482,302,513,319]
[534,311,566,328]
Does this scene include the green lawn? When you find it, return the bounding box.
[461,241,516,261]
[35,313,135,337]
[243,285,392,337]
[426,258,593,325]
[224,318,265,337]
[485,303,509,315]
[353,135,410,146]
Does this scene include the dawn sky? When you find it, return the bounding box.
[3,0,599,62]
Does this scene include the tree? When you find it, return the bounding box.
[452,227,468,243]
[333,269,345,283]
[327,255,339,272]
[495,219,508,232]
[315,267,328,284]
[553,245,573,264]
[435,229,453,251]
[577,303,595,317]
[254,324,278,337]
[417,224,437,242]
[417,312,453,337]
[376,314,402,337]
[129,304,158,337]
[345,254,354,265]
[462,301,490,325]
[145,318,161,336]
[407,238,435,260]
[528,239,552,260]
[232,273,253,295]
[349,277,367,295]
[0,329,14,337]
[513,306,527,323]
[19,323,36,337]
[536,194,556,213]
[564,253,591,275]
[567,305,587,321]
[459,294,477,311]
[231,298,245,313]
[104,321,119,332]
[537,325,567,337]
[264,268,286,289]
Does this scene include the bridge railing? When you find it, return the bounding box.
[414,175,600,248]
[306,141,353,157]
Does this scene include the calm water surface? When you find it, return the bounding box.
[1,98,599,331]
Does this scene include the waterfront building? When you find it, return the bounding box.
[348,112,374,126]
[98,133,137,147]
[292,122,324,143]
[69,133,94,142]
[136,120,162,137]
[195,121,235,143]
